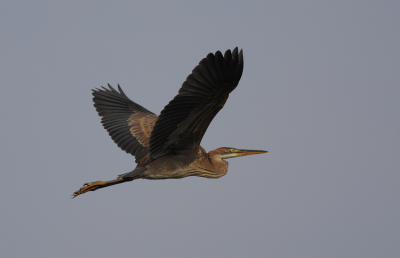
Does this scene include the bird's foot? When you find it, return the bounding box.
[72,181,105,198]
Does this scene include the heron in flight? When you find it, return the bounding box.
[73,48,267,198]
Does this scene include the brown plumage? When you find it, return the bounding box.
[73,47,267,198]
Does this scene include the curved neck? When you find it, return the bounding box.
[182,148,229,179]
[201,150,228,178]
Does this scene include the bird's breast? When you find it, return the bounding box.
[142,166,189,179]
[142,155,193,179]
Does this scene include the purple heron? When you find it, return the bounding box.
[73,48,267,198]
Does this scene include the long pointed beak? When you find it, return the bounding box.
[234,149,268,157]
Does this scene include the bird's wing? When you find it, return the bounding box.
[92,84,157,164]
[147,48,244,164]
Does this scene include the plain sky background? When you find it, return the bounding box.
[1,1,399,257]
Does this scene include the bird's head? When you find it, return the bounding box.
[212,147,267,160]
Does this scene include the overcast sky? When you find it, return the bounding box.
[1,1,399,257]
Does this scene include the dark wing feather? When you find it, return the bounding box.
[92,84,157,165]
[147,48,244,164]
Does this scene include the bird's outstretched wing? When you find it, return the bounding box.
[92,84,157,165]
[147,48,244,164]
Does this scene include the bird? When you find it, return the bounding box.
[72,47,267,198]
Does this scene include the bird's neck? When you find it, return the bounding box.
[201,151,228,178]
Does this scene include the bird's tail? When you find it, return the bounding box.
[117,167,146,179]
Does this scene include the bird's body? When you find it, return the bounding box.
[135,147,227,180]
[73,48,267,198]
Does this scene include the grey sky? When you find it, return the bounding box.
[1,1,399,257]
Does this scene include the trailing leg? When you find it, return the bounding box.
[72,178,127,198]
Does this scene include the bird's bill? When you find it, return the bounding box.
[219,148,267,159]
[233,149,268,157]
